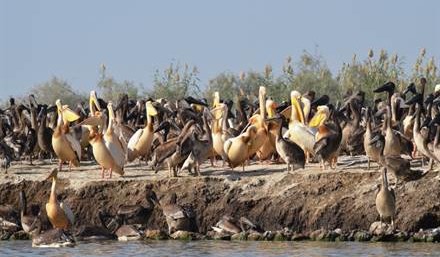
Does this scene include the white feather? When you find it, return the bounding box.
[212,226,223,233]
[127,129,143,151]
[180,153,196,172]
[287,122,316,153]
[105,140,125,168]
[60,202,75,226]
[65,132,81,160]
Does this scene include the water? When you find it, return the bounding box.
[1,240,439,257]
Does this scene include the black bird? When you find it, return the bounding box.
[311,95,330,108]
[374,81,396,104]
[23,128,37,165]
[184,96,208,107]
[0,141,13,172]
[37,105,54,159]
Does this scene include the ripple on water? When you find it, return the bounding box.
[1,240,440,257]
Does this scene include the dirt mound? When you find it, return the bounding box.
[1,160,440,233]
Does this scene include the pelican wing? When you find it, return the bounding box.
[163,206,186,220]
[280,106,291,119]
[223,138,233,155]
[314,137,328,154]
[288,122,316,153]
[65,132,81,160]
[60,202,75,226]
[127,129,143,151]
[105,140,125,168]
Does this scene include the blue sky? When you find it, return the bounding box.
[1,0,439,99]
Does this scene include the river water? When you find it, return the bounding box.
[1,240,440,257]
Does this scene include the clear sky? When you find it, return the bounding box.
[1,0,439,100]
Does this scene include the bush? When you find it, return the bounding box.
[30,76,86,107]
[148,62,201,101]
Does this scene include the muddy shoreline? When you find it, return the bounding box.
[1,156,440,242]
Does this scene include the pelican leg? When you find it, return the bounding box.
[367,158,370,170]
[391,217,395,231]
[109,168,113,179]
[173,167,178,177]
[196,161,201,176]
[101,166,105,179]
[412,143,417,159]
[59,160,63,172]
[331,157,337,169]
[210,156,216,167]
[242,163,245,172]
[68,161,72,172]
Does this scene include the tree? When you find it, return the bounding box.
[30,76,85,106]
[410,48,440,93]
[97,64,142,102]
[149,62,201,101]
[337,49,405,103]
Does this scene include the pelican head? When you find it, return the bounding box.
[145,101,158,117]
[266,99,277,118]
[309,105,330,128]
[89,90,101,114]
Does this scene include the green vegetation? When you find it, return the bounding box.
[98,64,143,103]
[30,76,86,107]
[7,49,440,107]
[148,63,201,101]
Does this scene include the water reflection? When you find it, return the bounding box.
[1,240,439,257]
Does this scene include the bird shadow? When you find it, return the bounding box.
[201,166,286,177]
[15,171,42,175]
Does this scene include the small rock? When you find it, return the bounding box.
[273,231,287,241]
[144,229,168,240]
[335,233,349,241]
[327,230,339,241]
[354,230,371,242]
[291,232,308,241]
[231,232,247,241]
[394,231,409,242]
[116,225,142,241]
[426,229,440,243]
[211,231,231,240]
[309,229,327,241]
[170,231,203,240]
[369,222,392,236]
[247,232,263,241]
[10,231,30,240]
[412,229,427,242]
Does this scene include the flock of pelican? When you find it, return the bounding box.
[1,78,440,246]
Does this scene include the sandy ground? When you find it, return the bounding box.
[1,155,438,233]
[0,155,376,189]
